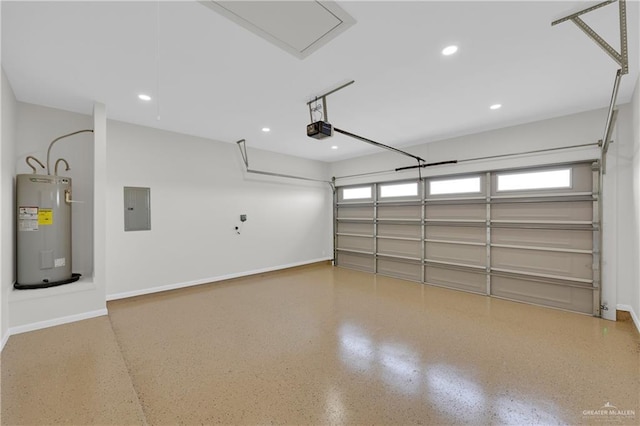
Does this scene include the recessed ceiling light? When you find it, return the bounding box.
[262,127,270,132]
[138,94,152,101]
[490,104,502,110]
[441,45,458,56]
[331,146,338,150]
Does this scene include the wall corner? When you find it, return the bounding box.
[93,102,107,305]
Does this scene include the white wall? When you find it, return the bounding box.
[330,108,605,186]
[622,73,640,330]
[1,68,18,348]
[93,102,108,316]
[600,74,640,331]
[330,106,638,327]
[105,120,334,299]
[1,0,4,350]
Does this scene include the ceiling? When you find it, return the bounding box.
[2,1,638,162]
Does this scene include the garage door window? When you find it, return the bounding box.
[380,182,418,198]
[342,186,372,200]
[497,168,571,192]
[429,176,481,195]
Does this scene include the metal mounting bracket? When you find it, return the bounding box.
[552,0,628,74]
[552,0,628,174]
[238,138,249,168]
[601,70,621,163]
[307,80,355,123]
[600,106,619,174]
[236,139,333,187]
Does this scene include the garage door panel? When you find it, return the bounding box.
[425,266,485,294]
[491,248,592,280]
[378,239,421,258]
[425,226,486,243]
[337,252,374,272]
[377,205,421,219]
[337,235,374,252]
[426,242,485,267]
[336,162,598,316]
[337,222,374,236]
[491,202,592,221]
[491,276,593,314]
[492,228,591,250]
[426,204,485,220]
[378,223,421,239]
[337,206,373,219]
[378,259,421,281]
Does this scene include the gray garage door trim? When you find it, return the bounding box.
[335,162,601,316]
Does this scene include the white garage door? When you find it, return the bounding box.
[335,162,600,316]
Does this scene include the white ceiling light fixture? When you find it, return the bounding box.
[138,94,152,101]
[331,145,338,150]
[441,45,458,56]
[262,127,271,132]
[490,103,502,110]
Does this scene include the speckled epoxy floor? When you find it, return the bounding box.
[2,263,639,425]
[0,315,146,425]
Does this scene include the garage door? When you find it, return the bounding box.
[335,162,600,316]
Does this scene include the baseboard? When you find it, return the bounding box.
[1,330,9,352]
[8,308,109,337]
[106,258,332,301]
[616,304,640,334]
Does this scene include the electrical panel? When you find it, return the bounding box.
[124,187,151,231]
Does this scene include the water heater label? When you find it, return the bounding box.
[18,206,39,231]
[54,258,66,267]
[19,206,37,218]
[38,209,53,225]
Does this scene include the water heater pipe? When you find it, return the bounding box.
[26,156,45,174]
[46,129,94,175]
[54,158,70,176]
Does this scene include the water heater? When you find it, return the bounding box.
[15,174,79,288]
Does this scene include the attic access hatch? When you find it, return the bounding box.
[200,1,355,59]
